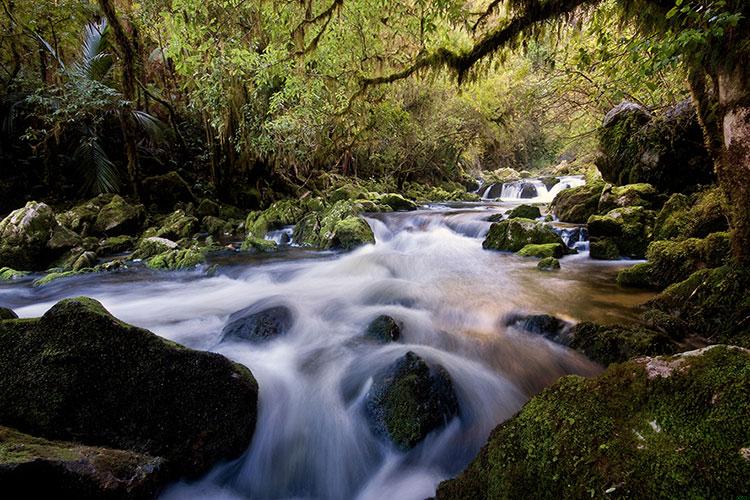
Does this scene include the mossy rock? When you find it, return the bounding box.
[377,193,418,211]
[506,205,541,220]
[202,216,228,238]
[0,298,258,480]
[93,195,144,236]
[293,200,375,250]
[503,313,571,344]
[221,304,294,343]
[540,177,560,190]
[483,219,564,253]
[365,352,459,450]
[646,265,750,347]
[0,267,28,281]
[365,315,401,343]
[329,185,366,203]
[587,206,655,259]
[152,210,198,241]
[617,232,731,289]
[330,217,375,250]
[145,248,205,270]
[517,243,569,259]
[196,198,221,218]
[598,182,659,213]
[568,321,676,365]
[550,182,604,223]
[0,425,164,499]
[245,200,305,239]
[132,237,179,260]
[654,188,729,241]
[240,236,277,253]
[537,257,560,271]
[56,195,113,234]
[589,238,621,260]
[141,171,195,211]
[98,236,134,256]
[0,202,72,271]
[436,346,750,499]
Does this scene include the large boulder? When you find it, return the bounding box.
[596,100,714,192]
[245,200,306,239]
[145,248,205,270]
[141,171,195,211]
[0,425,164,499]
[365,352,459,450]
[506,204,541,220]
[293,200,377,250]
[93,195,145,236]
[0,298,258,481]
[436,346,750,499]
[567,321,676,365]
[588,206,656,259]
[597,183,660,212]
[483,219,565,253]
[149,210,198,242]
[221,303,295,343]
[0,201,78,271]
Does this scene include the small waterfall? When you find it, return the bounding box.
[481,175,585,203]
[265,226,294,245]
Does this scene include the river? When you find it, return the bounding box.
[0,186,653,499]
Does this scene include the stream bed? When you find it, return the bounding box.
[0,196,654,500]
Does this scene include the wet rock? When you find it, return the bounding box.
[0,307,17,320]
[330,217,375,250]
[241,236,277,253]
[365,315,401,343]
[365,351,459,450]
[569,321,676,365]
[540,177,560,191]
[518,183,538,199]
[436,346,750,499]
[564,226,588,248]
[377,193,418,211]
[142,171,195,211]
[93,196,144,236]
[537,257,560,271]
[0,267,28,281]
[196,198,221,218]
[72,251,97,271]
[57,195,113,234]
[98,235,135,256]
[504,313,572,344]
[589,238,620,260]
[0,298,258,480]
[202,216,228,238]
[0,425,164,499]
[245,200,306,239]
[222,304,294,343]
[597,183,660,213]
[596,100,713,192]
[483,219,565,253]
[482,183,504,199]
[506,204,541,220]
[293,200,377,250]
[150,210,198,242]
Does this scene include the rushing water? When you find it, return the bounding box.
[0,195,653,500]
[481,175,586,203]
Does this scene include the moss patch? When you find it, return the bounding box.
[483,219,564,253]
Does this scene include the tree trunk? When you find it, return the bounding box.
[716,65,750,265]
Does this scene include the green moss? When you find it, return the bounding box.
[506,205,541,220]
[330,217,375,249]
[653,188,729,241]
[617,262,654,288]
[569,321,676,365]
[598,183,659,213]
[98,235,134,256]
[245,200,305,238]
[537,257,560,271]
[293,200,377,250]
[152,210,198,241]
[132,237,178,260]
[588,206,655,259]
[240,236,277,252]
[589,238,620,260]
[437,346,750,499]
[93,195,144,235]
[377,193,418,211]
[365,315,401,343]
[483,219,565,252]
[145,248,205,270]
[517,243,567,259]
[0,267,28,281]
[33,269,96,287]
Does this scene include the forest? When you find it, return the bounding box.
[0,0,748,498]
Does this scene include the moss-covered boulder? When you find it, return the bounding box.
[588,206,655,259]
[0,308,17,320]
[550,182,604,223]
[483,219,565,253]
[517,243,570,259]
[597,183,660,213]
[151,210,198,242]
[506,205,541,220]
[57,195,114,235]
[196,198,221,218]
[0,201,83,271]
[436,346,750,499]
[377,193,418,211]
[0,425,164,499]
[617,232,731,289]
[0,267,28,281]
[365,315,401,343]
[93,196,144,236]
[329,217,375,250]
[646,265,750,347]
[221,304,294,343]
[0,298,258,480]
[568,322,676,365]
[595,100,714,192]
[98,235,134,256]
[145,248,205,270]
[141,171,195,211]
[240,236,277,253]
[537,257,560,271]
[202,216,228,238]
[293,200,376,250]
[365,352,459,450]
[245,200,305,239]
[653,188,728,241]
[132,237,178,260]
[540,177,560,190]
